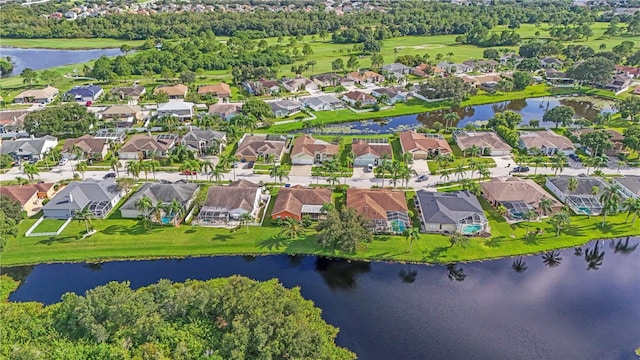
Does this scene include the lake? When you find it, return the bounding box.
[320,96,616,135]
[0,47,122,76]
[6,238,639,360]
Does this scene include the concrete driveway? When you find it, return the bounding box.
[289,165,313,176]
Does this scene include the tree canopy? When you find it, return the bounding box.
[24,103,95,137]
[543,105,575,128]
[316,207,372,253]
[0,276,355,360]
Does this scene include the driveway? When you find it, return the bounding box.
[411,160,430,175]
[289,165,313,176]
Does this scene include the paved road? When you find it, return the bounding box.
[2,155,637,190]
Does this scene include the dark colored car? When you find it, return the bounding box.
[247,161,255,169]
[416,174,429,182]
[28,158,38,164]
[511,166,530,173]
[569,153,581,162]
[103,172,116,179]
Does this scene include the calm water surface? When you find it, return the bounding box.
[321,97,616,134]
[0,47,121,76]
[6,238,639,360]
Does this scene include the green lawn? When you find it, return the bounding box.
[428,157,495,174]
[2,201,637,267]
[31,219,67,233]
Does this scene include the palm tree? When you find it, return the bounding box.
[74,208,94,234]
[568,177,578,192]
[551,153,566,175]
[23,163,39,183]
[449,232,469,248]
[279,217,306,239]
[200,160,215,179]
[70,143,85,161]
[375,155,391,187]
[136,196,154,227]
[110,156,121,177]
[538,198,553,217]
[477,165,490,181]
[550,210,570,236]
[126,161,141,180]
[454,164,466,181]
[622,197,640,225]
[345,150,356,168]
[75,161,88,179]
[209,166,224,184]
[163,199,184,227]
[443,112,460,129]
[522,209,538,235]
[531,155,546,175]
[542,251,562,268]
[439,169,451,183]
[512,257,527,273]
[239,212,252,233]
[599,184,622,227]
[404,227,420,253]
[139,161,151,181]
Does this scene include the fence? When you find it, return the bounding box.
[25,217,73,237]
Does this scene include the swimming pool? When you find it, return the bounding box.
[578,207,591,215]
[160,215,173,224]
[461,224,482,235]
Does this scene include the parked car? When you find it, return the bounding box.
[247,161,255,169]
[58,158,69,166]
[85,101,93,107]
[103,172,116,179]
[511,166,530,173]
[416,174,429,182]
[569,153,581,162]
[181,170,197,175]
[28,158,38,164]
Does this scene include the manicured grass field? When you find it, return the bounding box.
[2,203,637,267]
[31,219,67,233]
[427,157,496,174]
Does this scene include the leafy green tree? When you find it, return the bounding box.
[617,97,640,121]
[0,210,17,251]
[580,130,614,156]
[22,163,39,183]
[512,71,532,91]
[566,56,616,87]
[543,105,574,128]
[550,210,571,236]
[24,103,95,137]
[448,232,470,248]
[316,207,372,253]
[279,217,306,239]
[331,58,344,73]
[0,195,22,225]
[20,68,37,86]
[179,70,196,84]
[623,124,640,152]
[242,99,273,120]
[136,196,154,225]
[599,184,622,227]
[74,207,94,234]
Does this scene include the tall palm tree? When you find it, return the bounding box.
[139,161,151,181]
[522,209,538,235]
[136,196,154,227]
[550,210,570,236]
[454,164,466,181]
[127,161,141,180]
[404,227,420,253]
[200,160,215,179]
[74,208,94,234]
[147,160,160,180]
[622,197,640,225]
[599,184,622,227]
[440,169,451,183]
[443,112,460,129]
[163,199,184,227]
[75,161,88,179]
[70,143,85,161]
[538,198,553,217]
[568,177,578,192]
[110,156,121,177]
[239,212,252,233]
[531,155,546,175]
[279,217,306,239]
[23,163,39,183]
[551,153,566,175]
[477,165,490,181]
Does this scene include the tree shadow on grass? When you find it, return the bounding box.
[102,222,153,236]
[36,235,77,245]
[564,226,585,237]
[422,246,449,262]
[210,233,233,242]
[256,234,292,250]
[485,236,504,248]
[522,234,541,245]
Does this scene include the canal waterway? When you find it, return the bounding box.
[6,238,639,360]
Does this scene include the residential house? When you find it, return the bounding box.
[156,101,194,120]
[436,62,473,74]
[346,70,385,85]
[607,74,632,92]
[117,134,176,160]
[0,183,55,216]
[311,73,354,87]
[208,103,242,120]
[42,179,125,219]
[235,134,287,162]
[545,175,608,215]
[101,104,143,127]
[415,190,489,234]
[271,186,332,220]
[352,138,392,167]
[612,175,640,200]
[544,69,575,86]
[540,57,563,69]
[462,59,498,73]
[119,182,199,222]
[399,131,452,160]
[269,100,303,117]
[498,53,522,66]
[411,63,443,78]
[181,129,227,155]
[94,128,126,143]
[110,85,146,100]
[347,188,410,233]
[0,135,57,161]
[453,130,512,156]
[64,85,103,102]
[460,74,503,90]
[371,87,409,105]
[382,63,412,78]
[198,179,263,224]
[342,91,376,107]
[197,83,231,99]
[614,65,640,79]
[242,79,280,96]
[518,130,575,155]
[481,177,562,220]
[290,135,339,165]
[281,77,318,92]
[0,111,28,133]
[13,86,59,104]
[301,95,345,111]
[62,135,109,160]
[571,128,625,155]
[154,84,188,99]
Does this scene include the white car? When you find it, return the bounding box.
[58,158,69,166]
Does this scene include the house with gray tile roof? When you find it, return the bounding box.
[42,179,125,219]
[198,180,264,224]
[181,129,227,155]
[415,190,488,235]
[0,135,58,161]
[545,175,608,215]
[120,182,199,220]
[612,175,640,199]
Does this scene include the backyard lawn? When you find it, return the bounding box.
[31,219,67,233]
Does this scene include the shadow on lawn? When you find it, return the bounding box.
[210,233,233,242]
[102,222,153,235]
[485,236,504,248]
[423,245,449,261]
[257,234,292,250]
[36,235,77,245]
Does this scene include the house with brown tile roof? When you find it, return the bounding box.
[342,91,376,107]
[0,110,28,133]
[0,183,55,216]
[117,134,176,160]
[271,186,332,220]
[110,85,146,100]
[453,131,512,156]
[197,83,231,98]
[459,74,503,90]
[235,134,287,162]
[101,104,143,127]
[208,103,242,120]
[571,128,625,155]
[352,139,392,167]
[518,130,575,155]
[198,179,263,224]
[290,135,339,165]
[399,131,452,160]
[481,177,562,220]
[62,135,109,160]
[154,84,188,99]
[13,86,59,104]
[347,70,385,84]
[347,188,410,233]
[411,63,444,78]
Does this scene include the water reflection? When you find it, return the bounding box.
[398,264,418,283]
[446,263,467,282]
[584,240,605,271]
[315,257,371,290]
[542,251,563,268]
[611,237,638,255]
[511,257,528,273]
